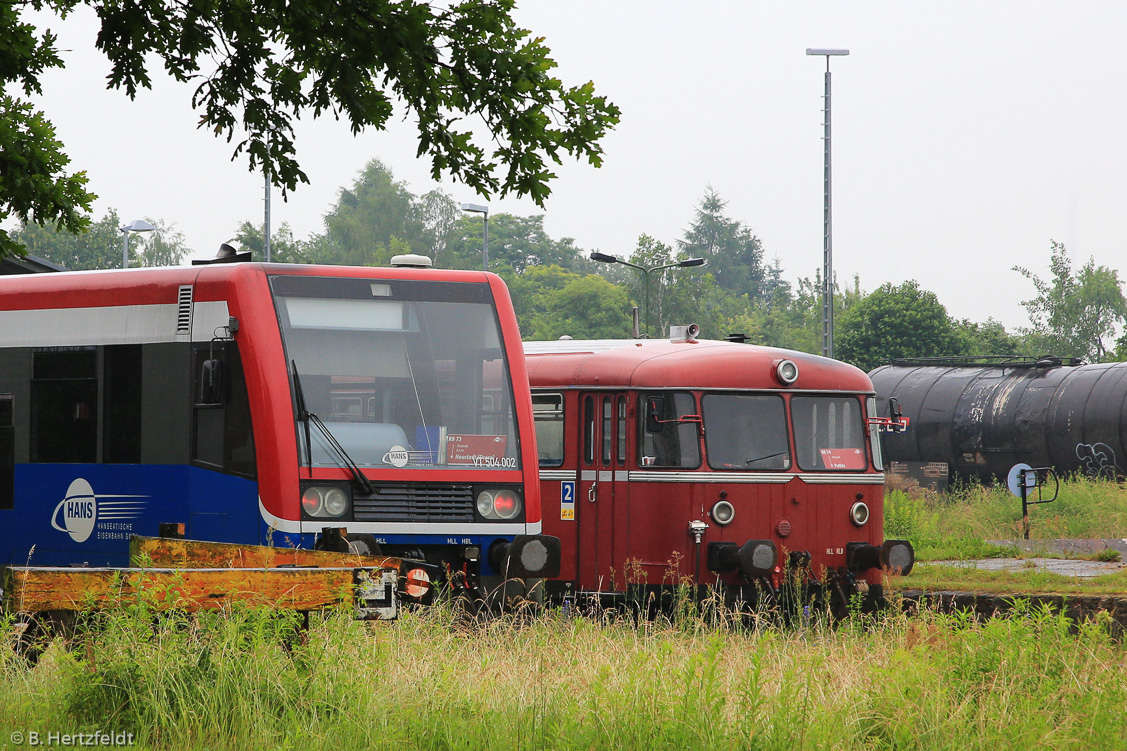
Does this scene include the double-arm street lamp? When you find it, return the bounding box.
[590,251,706,338]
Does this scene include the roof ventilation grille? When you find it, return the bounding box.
[176,285,193,334]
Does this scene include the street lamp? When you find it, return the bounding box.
[590,251,706,338]
[120,219,156,269]
[459,203,489,271]
[807,47,849,359]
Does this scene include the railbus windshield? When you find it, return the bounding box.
[271,275,521,472]
[701,393,791,470]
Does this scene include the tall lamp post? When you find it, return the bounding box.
[590,251,706,338]
[460,203,489,271]
[120,219,156,269]
[807,47,849,359]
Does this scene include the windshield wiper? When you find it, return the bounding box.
[745,451,789,467]
[292,360,374,495]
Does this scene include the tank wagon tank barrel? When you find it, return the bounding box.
[868,356,1127,483]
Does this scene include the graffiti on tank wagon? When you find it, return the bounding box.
[1075,443,1119,480]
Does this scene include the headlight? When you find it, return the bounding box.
[476,490,496,518]
[301,485,350,518]
[850,501,870,527]
[776,359,799,385]
[324,487,349,516]
[476,489,523,521]
[710,500,735,525]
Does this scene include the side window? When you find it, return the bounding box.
[103,344,142,463]
[31,348,98,463]
[582,395,595,466]
[617,397,627,466]
[867,396,884,471]
[638,392,701,468]
[0,394,12,509]
[532,393,564,468]
[602,397,613,465]
[191,343,257,478]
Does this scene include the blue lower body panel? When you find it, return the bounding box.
[0,464,260,567]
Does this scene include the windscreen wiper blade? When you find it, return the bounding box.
[292,361,314,472]
[291,360,373,495]
[306,413,375,496]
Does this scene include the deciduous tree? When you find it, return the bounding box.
[1,0,619,259]
[836,280,963,372]
[1014,241,1127,362]
[12,208,121,270]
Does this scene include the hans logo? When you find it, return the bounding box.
[383,445,410,468]
[50,478,148,543]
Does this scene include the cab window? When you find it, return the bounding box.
[532,393,564,467]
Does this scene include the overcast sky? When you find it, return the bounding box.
[12,2,1127,331]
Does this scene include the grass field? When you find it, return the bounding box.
[2,476,1126,749]
[885,473,1127,562]
[2,599,1126,751]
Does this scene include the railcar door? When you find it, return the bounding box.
[576,392,628,592]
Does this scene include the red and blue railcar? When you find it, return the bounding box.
[0,262,556,589]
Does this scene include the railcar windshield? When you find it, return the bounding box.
[791,395,867,471]
[702,394,790,470]
[272,275,520,471]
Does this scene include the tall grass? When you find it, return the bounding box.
[885,473,1127,560]
[2,600,1126,750]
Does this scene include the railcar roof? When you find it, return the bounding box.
[0,262,495,310]
[523,338,873,393]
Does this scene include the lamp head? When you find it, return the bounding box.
[590,251,618,264]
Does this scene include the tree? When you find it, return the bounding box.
[1014,241,1127,362]
[678,187,766,300]
[1,0,620,259]
[505,265,631,340]
[133,217,189,267]
[304,159,423,266]
[12,208,122,270]
[233,221,311,264]
[836,280,963,372]
[447,213,585,273]
[0,93,96,258]
[954,317,1024,358]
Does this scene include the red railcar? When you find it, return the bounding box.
[524,334,912,612]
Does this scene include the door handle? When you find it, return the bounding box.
[588,482,597,503]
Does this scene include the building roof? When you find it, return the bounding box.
[0,253,67,275]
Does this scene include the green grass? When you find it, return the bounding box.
[885,473,1127,562]
[3,601,1127,750]
[888,563,1127,596]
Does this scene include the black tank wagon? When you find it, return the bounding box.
[869,357,1127,483]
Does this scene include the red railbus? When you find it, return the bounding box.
[524,334,912,613]
[0,261,557,594]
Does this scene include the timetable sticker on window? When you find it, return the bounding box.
[446,434,513,468]
[819,448,865,470]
